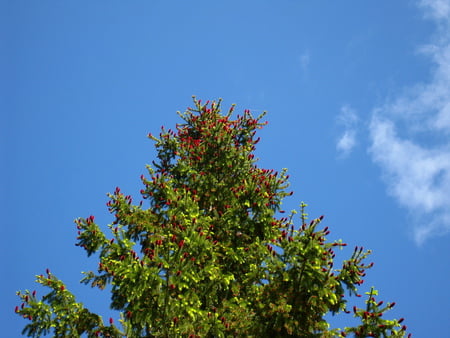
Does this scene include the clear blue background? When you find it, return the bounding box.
[2,1,449,336]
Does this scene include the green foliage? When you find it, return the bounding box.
[16,97,411,337]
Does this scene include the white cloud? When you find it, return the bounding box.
[336,105,358,157]
[299,51,310,74]
[419,0,450,20]
[337,131,356,156]
[370,117,450,211]
[369,0,450,245]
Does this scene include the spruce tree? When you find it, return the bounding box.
[16,97,410,337]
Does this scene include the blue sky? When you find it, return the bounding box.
[2,1,450,336]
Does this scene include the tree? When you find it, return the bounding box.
[16,97,410,337]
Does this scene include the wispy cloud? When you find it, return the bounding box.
[299,51,310,74]
[369,0,450,245]
[336,105,358,157]
[419,0,450,19]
